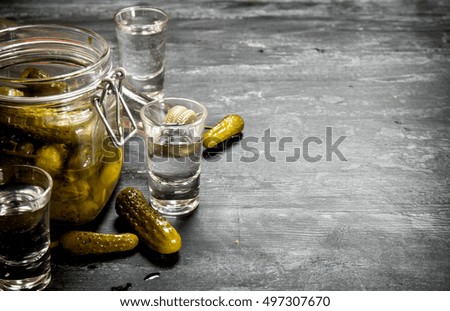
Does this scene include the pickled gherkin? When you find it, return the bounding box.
[0,67,94,144]
[66,144,94,170]
[115,187,182,254]
[21,67,52,79]
[65,143,101,182]
[0,86,24,97]
[59,231,139,255]
[99,159,122,191]
[203,114,245,149]
[52,180,91,202]
[35,143,68,177]
[21,67,68,96]
[51,199,100,224]
[0,101,96,144]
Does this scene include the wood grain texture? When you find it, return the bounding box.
[1,0,449,290]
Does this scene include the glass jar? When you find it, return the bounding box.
[0,25,136,224]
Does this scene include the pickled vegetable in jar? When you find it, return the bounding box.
[0,25,136,224]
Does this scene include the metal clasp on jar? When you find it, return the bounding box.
[92,68,138,147]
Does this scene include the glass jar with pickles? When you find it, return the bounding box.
[0,25,137,224]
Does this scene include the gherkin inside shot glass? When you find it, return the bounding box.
[140,98,207,217]
[115,6,169,99]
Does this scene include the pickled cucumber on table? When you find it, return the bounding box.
[20,67,68,96]
[115,187,182,254]
[59,231,139,255]
[203,114,245,149]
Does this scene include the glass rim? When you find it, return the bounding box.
[0,164,53,203]
[114,6,169,28]
[0,24,110,83]
[140,97,208,129]
[0,24,112,103]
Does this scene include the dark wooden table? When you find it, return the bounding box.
[2,0,450,291]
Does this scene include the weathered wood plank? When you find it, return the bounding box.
[1,0,449,290]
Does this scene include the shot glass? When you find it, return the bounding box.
[0,165,53,291]
[115,6,169,99]
[140,98,207,216]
